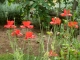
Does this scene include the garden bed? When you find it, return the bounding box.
[0,26,50,55]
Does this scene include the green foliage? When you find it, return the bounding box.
[0,0,79,28]
[17,0,55,29]
[0,54,41,60]
[0,0,22,25]
[0,0,5,3]
[19,0,77,29]
[0,54,14,60]
[76,0,80,18]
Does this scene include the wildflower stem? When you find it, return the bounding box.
[47,35,50,52]
[27,40,30,60]
[14,17,15,25]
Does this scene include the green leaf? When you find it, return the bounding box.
[31,3,37,8]
[10,0,14,2]
[8,2,11,6]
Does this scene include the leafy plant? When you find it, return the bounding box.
[0,0,22,25]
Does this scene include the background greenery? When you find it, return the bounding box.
[0,0,79,28]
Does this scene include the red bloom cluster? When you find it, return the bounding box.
[25,31,35,39]
[60,9,72,17]
[11,29,23,37]
[68,21,78,28]
[49,50,58,57]
[20,21,34,29]
[4,20,35,40]
[4,20,16,28]
[50,17,61,25]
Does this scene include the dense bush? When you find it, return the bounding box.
[0,0,22,25]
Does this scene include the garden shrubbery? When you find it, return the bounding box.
[0,0,22,25]
[0,0,79,28]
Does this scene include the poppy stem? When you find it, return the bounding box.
[47,35,50,52]
[14,17,15,25]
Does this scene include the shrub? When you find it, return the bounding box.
[0,0,22,25]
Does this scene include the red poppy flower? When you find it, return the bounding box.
[4,20,16,29]
[20,21,34,29]
[7,20,14,25]
[49,50,58,57]
[20,25,26,28]
[22,21,31,26]
[25,31,35,39]
[27,25,34,29]
[68,21,78,28]
[60,9,72,17]
[11,29,23,37]
[50,17,61,25]
[75,25,78,29]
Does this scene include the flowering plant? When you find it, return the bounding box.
[20,21,34,29]
[4,20,16,29]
